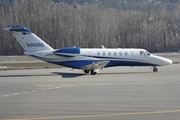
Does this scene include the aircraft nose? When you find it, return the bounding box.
[161,57,173,65]
[153,56,173,66]
[166,59,173,65]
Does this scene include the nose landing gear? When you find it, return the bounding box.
[153,67,158,73]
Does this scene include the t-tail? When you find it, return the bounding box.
[4,26,54,57]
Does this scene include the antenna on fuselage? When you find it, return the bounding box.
[101,45,105,49]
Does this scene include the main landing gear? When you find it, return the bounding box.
[153,67,158,73]
[90,70,97,75]
[84,70,90,74]
[84,69,97,75]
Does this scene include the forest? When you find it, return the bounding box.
[0,0,180,55]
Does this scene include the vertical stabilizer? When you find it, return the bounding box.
[4,26,54,52]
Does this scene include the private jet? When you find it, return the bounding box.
[5,26,172,75]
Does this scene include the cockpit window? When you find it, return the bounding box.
[145,51,151,56]
[140,51,151,56]
[140,51,145,56]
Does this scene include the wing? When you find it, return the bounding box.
[81,61,109,70]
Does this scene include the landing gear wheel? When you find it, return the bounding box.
[91,70,97,75]
[153,67,158,73]
[84,70,90,74]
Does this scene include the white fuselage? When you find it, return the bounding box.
[80,48,172,66]
[34,48,172,69]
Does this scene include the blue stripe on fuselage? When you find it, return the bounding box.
[50,60,158,69]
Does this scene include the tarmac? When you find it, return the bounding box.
[0,64,180,120]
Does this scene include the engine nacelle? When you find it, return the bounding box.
[54,47,80,57]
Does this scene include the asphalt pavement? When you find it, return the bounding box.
[0,64,180,120]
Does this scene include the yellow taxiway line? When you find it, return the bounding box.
[7,109,180,120]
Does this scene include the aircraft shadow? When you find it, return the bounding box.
[0,72,85,78]
[99,71,151,75]
[0,71,150,78]
[52,71,151,77]
[51,72,85,78]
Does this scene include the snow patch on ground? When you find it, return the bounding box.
[0,66,9,70]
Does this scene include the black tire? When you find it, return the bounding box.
[84,70,90,74]
[153,67,158,73]
[91,70,97,75]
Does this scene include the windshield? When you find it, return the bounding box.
[140,51,151,56]
[145,51,151,56]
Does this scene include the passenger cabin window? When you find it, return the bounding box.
[102,51,106,55]
[130,52,134,56]
[119,51,122,55]
[97,51,100,55]
[124,51,128,55]
[113,51,117,56]
[108,51,111,56]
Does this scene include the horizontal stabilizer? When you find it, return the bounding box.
[4,26,31,33]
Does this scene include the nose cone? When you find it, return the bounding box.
[154,56,173,66]
[164,58,173,65]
